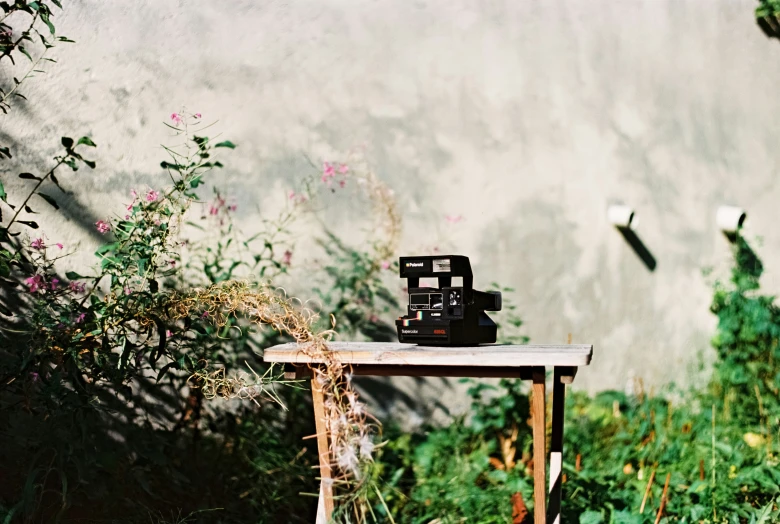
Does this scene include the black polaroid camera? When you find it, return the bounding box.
[395,255,501,346]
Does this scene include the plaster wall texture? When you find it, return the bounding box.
[3,0,780,417]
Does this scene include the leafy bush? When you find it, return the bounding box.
[372,234,780,523]
[0,111,330,522]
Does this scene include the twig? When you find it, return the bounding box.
[711,404,717,521]
[6,157,66,243]
[639,468,656,514]
[654,472,671,524]
[0,43,49,109]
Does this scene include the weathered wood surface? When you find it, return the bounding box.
[265,342,593,367]
[311,378,334,522]
[531,367,547,524]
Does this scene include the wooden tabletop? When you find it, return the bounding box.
[263,342,593,368]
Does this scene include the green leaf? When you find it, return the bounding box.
[77,136,96,147]
[579,511,604,524]
[61,136,73,149]
[51,0,62,8]
[18,220,38,229]
[118,339,132,372]
[160,160,182,171]
[39,12,55,34]
[50,173,64,191]
[83,159,96,169]
[149,315,166,364]
[214,140,236,149]
[0,180,6,203]
[36,192,58,209]
[18,46,32,62]
[65,271,85,280]
[18,172,40,180]
[189,174,203,188]
[155,361,179,383]
[95,242,118,255]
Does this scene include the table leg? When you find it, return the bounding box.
[548,367,566,524]
[311,373,334,523]
[532,367,547,524]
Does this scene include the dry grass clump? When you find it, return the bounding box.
[166,280,380,517]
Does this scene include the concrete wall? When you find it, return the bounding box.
[3,0,780,406]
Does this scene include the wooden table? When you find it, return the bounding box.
[264,342,593,524]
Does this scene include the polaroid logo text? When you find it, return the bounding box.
[405,262,424,268]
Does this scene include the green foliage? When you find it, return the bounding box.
[0,0,72,114]
[709,236,780,427]
[313,230,399,342]
[371,235,780,523]
[755,1,780,37]
[0,115,321,522]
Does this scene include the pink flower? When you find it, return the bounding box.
[201,311,209,319]
[369,314,379,323]
[146,190,159,202]
[228,204,237,212]
[125,215,130,220]
[69,281,86,294]
[166,330,173,337]
[194,112,202,119]
[170,113,182,125]
[30,372,40,382]
[154,219,161,226]
[30,238,45,250]
[75,313,85,324]
[288,190,296,200]
[131,189,138,200]
[338,163,349,174]
[445,215,463,224]
[381,260,391,270]
[56,243,63,250]
[209,206,219,216]
[95,220,110,234]
[282,249,292,266]
[338,180,346,188]
[25,275,44,293]
[124,287,131,295]
[322,162,336,183]
[49,278,59,290]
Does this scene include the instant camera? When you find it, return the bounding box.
[395,255,501,346]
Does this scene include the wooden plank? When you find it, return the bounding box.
[348,364,533,379]
[264,342,593,367]
[283,363,533,379]
[548,367,566,524]
[532,367,546,524]
[311,374,334,521]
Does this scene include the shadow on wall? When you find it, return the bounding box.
[616,226,657,271]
